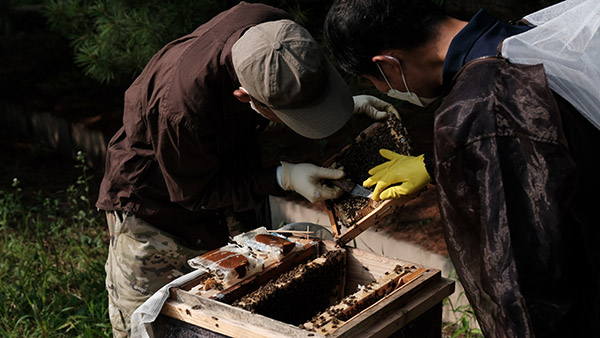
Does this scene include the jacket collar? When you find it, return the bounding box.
[442,10,498,88]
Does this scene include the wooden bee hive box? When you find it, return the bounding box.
[323,115,423,245]
[161,239,453,338]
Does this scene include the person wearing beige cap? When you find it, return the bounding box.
[231,18,354,204]
[95,2,397,337]
[231,18,399,204]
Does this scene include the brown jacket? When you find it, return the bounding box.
[435,57,600,337]
[96,3,289,249]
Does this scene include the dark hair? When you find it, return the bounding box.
[325,0,448,76]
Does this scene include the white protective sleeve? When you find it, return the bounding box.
[130,269,206,338]
[501,0,600,131]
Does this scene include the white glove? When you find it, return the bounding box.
[353,95,400,120]
[280,162,345,203]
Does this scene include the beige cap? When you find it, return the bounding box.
[232,19,353,139]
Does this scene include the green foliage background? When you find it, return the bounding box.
[42,0,330,85]
[43,0,227,84]
[2,0,559,90]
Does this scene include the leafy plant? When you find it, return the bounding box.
[42,0,235,85]
[443,270,484,338]
[41,0,324,86]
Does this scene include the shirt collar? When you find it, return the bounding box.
[442,9,498,88]
[222,26,254,119]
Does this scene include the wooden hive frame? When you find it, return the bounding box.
[322,119,423,246]
[161,240,454,337]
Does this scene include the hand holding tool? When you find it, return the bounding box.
[331,179,373,199]
[280,162,345,203]
[353,95,400,120]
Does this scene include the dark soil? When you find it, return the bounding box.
[374,186,447,256]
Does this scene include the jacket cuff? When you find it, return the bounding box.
[423,151,436,185]
[261,165,287,197]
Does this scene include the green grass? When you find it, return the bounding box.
[0,152,110,337]
[443,270,484,338]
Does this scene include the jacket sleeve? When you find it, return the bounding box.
[434,59,585,338]
[153,107,287,213]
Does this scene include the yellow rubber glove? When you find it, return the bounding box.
[363,150,430,201]
[353,95,400,120]
[280,162,345,203]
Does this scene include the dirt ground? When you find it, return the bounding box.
[376,186,447,256]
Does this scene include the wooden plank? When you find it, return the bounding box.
[330,271,443,338]
[231,249,346,325]
[327,203,341,237]
[180,239,317,301]
[344,267,427,323]
[343,246,428,293]
[334,192,420,246]
[162,241,454,338]
[301,267,428,335]
[334,278,455,338]
[162,297,324,338]
[207,240,318,303]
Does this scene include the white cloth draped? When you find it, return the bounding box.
[501,0,600,130]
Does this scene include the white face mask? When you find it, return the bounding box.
[375,57,437,107]
[249,100,261,114]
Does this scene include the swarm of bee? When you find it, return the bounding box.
[232,249,346,325]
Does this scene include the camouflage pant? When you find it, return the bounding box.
[104,211,206,338]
